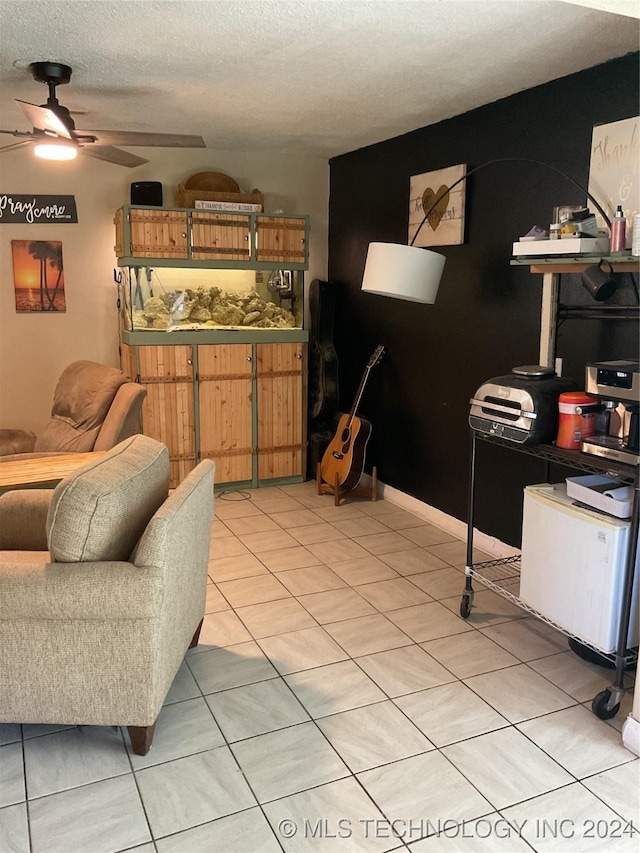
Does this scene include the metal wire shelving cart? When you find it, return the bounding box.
[460,431,639,720]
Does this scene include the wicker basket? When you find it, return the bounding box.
[174,185,264,210]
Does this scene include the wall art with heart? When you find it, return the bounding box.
[408,163,466,247]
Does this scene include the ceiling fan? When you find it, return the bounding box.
[0,61,206,167]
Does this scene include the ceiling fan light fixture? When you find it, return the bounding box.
[0,60,207,168]
[34,138,78,160]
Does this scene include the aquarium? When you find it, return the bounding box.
[118,266,304,332]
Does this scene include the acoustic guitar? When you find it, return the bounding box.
[320,345,385,490]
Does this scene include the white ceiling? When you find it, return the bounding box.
[0,0,637,160]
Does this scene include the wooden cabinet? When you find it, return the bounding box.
[123,343,197,487]
[115,205,309,488]
[255,216,307,265]
[198,344,253,483]
[121,336,306,489]
[115,205,308,269]
[114,208,188,259]
[256,342,304,480]
[191,213,250,262]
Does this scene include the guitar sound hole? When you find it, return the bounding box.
[340,428,351,442]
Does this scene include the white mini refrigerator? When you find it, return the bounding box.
[520,483,639,654]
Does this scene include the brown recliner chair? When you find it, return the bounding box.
[0,360,146,459]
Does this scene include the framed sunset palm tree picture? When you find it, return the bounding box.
[11,240,66,313]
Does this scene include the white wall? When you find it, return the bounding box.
[0,147,328,435]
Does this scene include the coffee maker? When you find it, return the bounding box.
[581,360,639,466]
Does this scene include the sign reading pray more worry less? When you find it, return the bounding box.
[0,194,78,224]
[409,164,466,248]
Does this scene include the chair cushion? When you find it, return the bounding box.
[47,435,170,563]
[35,361,129,453]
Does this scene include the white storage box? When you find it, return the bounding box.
[512,237,609,256]
[566,475,633,519]
[520,483,639,654]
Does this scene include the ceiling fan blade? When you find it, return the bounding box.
[81,145,149,168]
[76,129,205,148]
[15,100,72,139]
[0,128,34,138]
[0,139,34,153]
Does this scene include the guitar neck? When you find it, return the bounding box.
[346,366,374,427]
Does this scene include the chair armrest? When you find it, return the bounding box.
[0,429,37,457]
[94,383,147,451]
[0,558,163,620]
[0,490,51,550]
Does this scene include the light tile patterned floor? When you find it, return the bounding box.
[1,481,638,853]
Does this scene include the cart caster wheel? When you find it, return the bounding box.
[460,596,472,619]
[592,689,620,720]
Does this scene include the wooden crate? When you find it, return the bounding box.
[198,344,253,484]
[174,186,264,210]
[256,342,304,480]
[255,216,306,264]
[127,209,189,259]
[191,212,251,261]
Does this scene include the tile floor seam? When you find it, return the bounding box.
[459,668,581,727]
[122,726,156,850]
[516,718,639,781]
[24,763,131,805]
[519,658,595,706]
[586,769,640,831]
[161,669,285,851]
[227,713,356,806]
[493,794,572,850]
[439,740,573,817]
[245,610,325,642]
[574,775,640,827]
[148,804,272,849]
[20,730,34,853]
[381,748,501,839]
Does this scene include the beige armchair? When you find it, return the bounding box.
[0,434,215,755]
[0,360,146,458]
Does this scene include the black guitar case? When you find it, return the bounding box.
[308,279,339,423]
[307,279,340,476]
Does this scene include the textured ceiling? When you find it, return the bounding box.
[0,0,637,159]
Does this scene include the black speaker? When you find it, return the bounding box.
[130,181,163,206]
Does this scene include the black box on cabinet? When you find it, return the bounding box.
[130,182,163,206]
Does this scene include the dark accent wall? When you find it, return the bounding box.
[328,53,639,546]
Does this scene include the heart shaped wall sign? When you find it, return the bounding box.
[421,185,450,231]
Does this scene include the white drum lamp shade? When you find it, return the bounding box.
[361,242,446,304]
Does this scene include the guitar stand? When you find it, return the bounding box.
[316,463,378,507]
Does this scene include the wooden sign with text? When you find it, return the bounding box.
[0,194,78,224]
[409,164,466,248]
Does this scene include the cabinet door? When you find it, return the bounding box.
[198,344,253,484]
[255,216,306,264]
[119,341,137,381]
[137,345,196,488]
[128,209,188,259]
[191,212,250,261]
[256,342,305,480]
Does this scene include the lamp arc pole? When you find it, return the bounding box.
[409,156,613,369]
[410,157,612,248]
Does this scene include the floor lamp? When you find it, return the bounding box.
[361,157,614,305]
